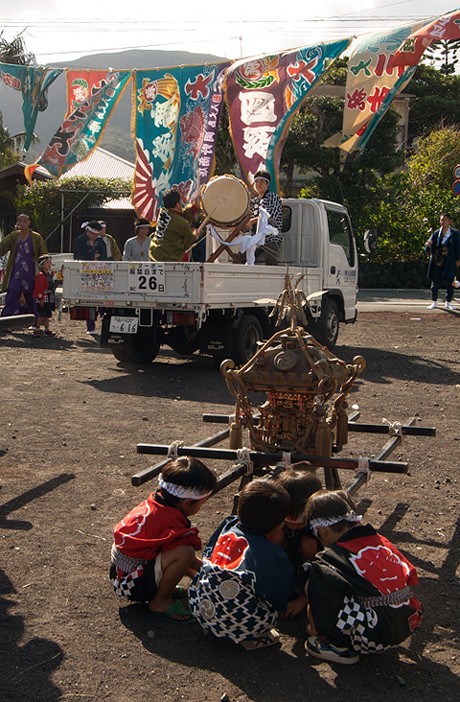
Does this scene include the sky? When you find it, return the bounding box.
[0,0,458,66]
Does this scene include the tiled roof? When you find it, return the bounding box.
[60,147,135,210]
[60,147,134,181]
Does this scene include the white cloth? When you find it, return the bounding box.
[207,206,277,265]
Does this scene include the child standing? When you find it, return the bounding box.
[110,457,217,621]
[304,490,423,665]
[33,254,56,337]
[188,479,295,650]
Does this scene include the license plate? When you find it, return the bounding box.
[109,315,139,334]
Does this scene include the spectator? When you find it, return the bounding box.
[33,254,56,337]
[74,221,107,334]
[98,221,122,261]
[425,213,460,310]
[122,219,152,261]
[0,213,48,319]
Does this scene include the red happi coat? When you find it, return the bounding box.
[113,492,201,562]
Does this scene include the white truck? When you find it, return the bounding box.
[62,198,358,364]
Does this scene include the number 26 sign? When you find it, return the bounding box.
[128,262,166,293]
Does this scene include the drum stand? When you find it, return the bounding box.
[206,215,251,264]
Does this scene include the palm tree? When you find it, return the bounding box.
[0,32,35,65]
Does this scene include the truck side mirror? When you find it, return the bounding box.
[363,229,378,256]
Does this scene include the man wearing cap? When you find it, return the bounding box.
[74,221,107,334]
[122,219,152,261]
[0,213,48,318]
[149,190,197,263]
[99,221,122,261]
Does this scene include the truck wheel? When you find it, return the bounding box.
[233,315,263,366]
[111,347,131,363]
[314,299,339,349]
[111,331,160,364]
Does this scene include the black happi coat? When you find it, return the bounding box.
[307,524,423,653]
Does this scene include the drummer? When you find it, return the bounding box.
[149,189,198,262]
[248,169,283,265]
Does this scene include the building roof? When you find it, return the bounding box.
[0,161,51,181]
[60,146,135,180]
[60,146,135,210]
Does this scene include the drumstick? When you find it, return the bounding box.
[194,172,201,208]
[195,206,218,235]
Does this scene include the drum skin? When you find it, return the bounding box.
[201,175,251,227]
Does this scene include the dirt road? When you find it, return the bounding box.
[1,311,459,702]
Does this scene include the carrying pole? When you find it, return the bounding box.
[136,443,408,474]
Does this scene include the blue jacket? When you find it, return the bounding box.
[74,234,107,261]
[427,227,460,281]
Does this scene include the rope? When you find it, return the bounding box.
[382,418,403,441]
[273,451,291,475]
[236,448,254,476]
[354,455,371,483]
[167,440,184,459]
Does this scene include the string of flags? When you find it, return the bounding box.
[0,7,458,222]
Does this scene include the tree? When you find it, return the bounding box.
[281,93,402,242]
[214,103,238,176]
[13,177,133,236]
[0,114,20,168]
[423,39,460,76]
[370,126,460,262]
[407,64,460,145]
[0,32,35,65]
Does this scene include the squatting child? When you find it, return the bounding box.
[304,490,423,665]
[188,479,295,650]
[110,456,217,620]
[272,466,322,618]
[33,254,56,336]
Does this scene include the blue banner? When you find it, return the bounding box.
[132,62,230,222]
[0,63,63,151]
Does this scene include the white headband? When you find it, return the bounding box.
[309,511,362,530]
[81,221,101,234]
[254,176,270,183]
[158,476,212,500]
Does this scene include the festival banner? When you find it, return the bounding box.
[391,10,460,68]
[65,69,117,117]
[0,63,63,151]
[324,20,429,154]
[26,70,132,181]
[132,61,230,222]
[224,39,350,191]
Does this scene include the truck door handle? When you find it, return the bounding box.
[330,266,336,274]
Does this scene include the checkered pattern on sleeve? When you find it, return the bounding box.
[188,563,277,644]
[250,192,283,243]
